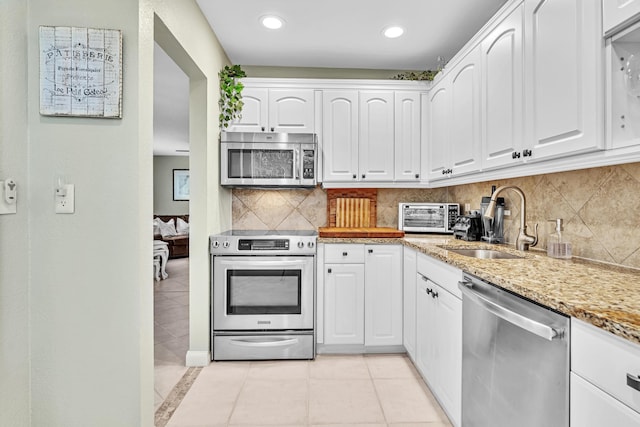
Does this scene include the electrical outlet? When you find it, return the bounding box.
[504,209,511,217]
[464,203,471,213]
[0,180,17,215]
[55,184,75,214]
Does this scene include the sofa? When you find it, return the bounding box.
[153,215,189,258]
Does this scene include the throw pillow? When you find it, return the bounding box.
[176,217,189,235]
[158,218,177,238]
[153,218,161,236]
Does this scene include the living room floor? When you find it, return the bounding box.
[154,258,453,427]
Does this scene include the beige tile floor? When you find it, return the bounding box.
[155,258,453,427]
[155,257,190,410]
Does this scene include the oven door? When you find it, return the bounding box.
[213,256,315,331]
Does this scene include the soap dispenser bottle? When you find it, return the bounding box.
[547,218,572,259]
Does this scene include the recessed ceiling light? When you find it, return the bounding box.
[261,15,284,30]
[383,26,404,39]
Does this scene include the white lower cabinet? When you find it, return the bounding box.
[322,244,402,350]
[403,246,417,361]
[570,318,640,426]
[415,253,462,427]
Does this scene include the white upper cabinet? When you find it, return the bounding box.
[523,0,603,160]
[603,0,640,35]
[230,87,269,132]
[229,87,315,133]
[322,90,360,182]
[359,91,395,181]
[394,91,422,181]
[480,3,525,171]
[426,78,451,181]
[449,46,482,177]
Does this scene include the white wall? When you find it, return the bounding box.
[0,0,30,425]
[153,155,189,215]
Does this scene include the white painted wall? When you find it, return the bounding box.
[0,0,30,425]
[153,156,189,215]
[0,0,231,425]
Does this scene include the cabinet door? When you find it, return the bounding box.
[324,263,365,345]
[416,274,437,383]
[450,47,482,177]
[364,245,403,347]
[426,80,451,181]
[603,0,640,35]
[434,285,462,427]
[394,91,422,181]
[524,0,603,160]
[229,87,268,132]
[403,247,417,361]
[322,90,359,182]
[359,91,395,181]
[571,373,640,427]
[481,4,524,170]
[268,89,315,133]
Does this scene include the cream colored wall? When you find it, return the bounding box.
[0,0,30,425]
[153,156,189,215]
[151,0,231,368]
[0,0,231,426]
[243,65,417,79]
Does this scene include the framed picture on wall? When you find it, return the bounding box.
[173,169,190,201]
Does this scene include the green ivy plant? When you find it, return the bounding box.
[391,69,440,81]
[219,65,246,129]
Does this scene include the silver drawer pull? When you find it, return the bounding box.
[627,373,640,392]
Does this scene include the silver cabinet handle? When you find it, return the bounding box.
[458,281,563,341]
[627,373,640,392]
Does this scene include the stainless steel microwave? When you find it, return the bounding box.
[220,132,317,188]
[398,203,460,233]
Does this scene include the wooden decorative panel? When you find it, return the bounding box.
[327,189,377,227]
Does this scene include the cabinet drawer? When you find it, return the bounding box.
[571,373,640,426]
[572,319,640,413]
[324,244,365,264]
[416,253,462,298]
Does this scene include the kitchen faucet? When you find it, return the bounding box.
[483,185,538,251]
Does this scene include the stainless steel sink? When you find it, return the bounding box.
[443,248,524,259]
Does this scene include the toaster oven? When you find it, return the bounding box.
[398,203,460,233]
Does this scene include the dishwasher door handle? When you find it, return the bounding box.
[458,281,563,341]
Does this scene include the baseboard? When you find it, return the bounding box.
[185,350,211,367]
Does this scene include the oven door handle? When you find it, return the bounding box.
[229,337,300,348]
[458,281,563,341]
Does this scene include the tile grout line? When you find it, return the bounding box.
[154,366,202,427]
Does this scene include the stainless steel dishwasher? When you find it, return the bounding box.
[458,274,569,427]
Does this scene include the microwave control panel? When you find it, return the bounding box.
[302,149,315,179]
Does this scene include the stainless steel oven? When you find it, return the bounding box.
[210,230,317,361]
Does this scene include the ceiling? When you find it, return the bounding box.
[153,0,508,155]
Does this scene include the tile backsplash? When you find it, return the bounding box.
[232,162,640,269]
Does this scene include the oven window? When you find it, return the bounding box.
[228,149,294,179]
[227,269,302,314]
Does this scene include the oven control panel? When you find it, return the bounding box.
[210,233,317,255]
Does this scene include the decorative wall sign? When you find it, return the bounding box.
[173,169,190,201]
[39,26,122,118]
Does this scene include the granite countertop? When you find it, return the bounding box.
[319,235,640,345]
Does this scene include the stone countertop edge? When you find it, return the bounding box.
[318,235,640,346]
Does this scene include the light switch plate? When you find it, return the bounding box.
[55,184,74,214]
[0,180,17,215]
